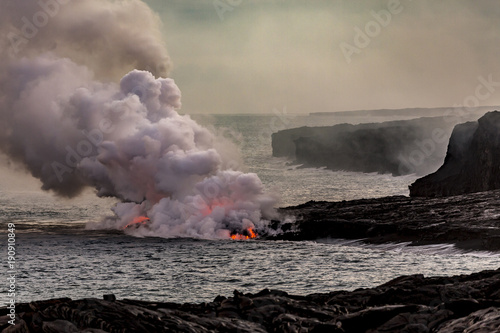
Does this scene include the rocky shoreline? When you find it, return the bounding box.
[2,268,500,332]
[3,190,500,332]
[271,189,500,252]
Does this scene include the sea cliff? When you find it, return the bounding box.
[272,117,455,176]
[410,111,500,197]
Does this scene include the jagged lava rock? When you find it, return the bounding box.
[410,111,500,197]
[272,189,500,251]
[2,269,500,333]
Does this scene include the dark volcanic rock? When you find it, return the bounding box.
[410,111,500,197]
[272,116,460,176]
[272,189,500,251]
[2,269,500,333]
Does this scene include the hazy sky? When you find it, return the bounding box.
[143,0,500,114]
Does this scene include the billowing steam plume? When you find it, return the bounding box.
[0,0,277,238]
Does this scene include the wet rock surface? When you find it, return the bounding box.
[410,111,500,197]
[272,189,500,252]
[2,268,500,332]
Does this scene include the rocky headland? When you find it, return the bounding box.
[272,116,458,176]
[3,268,500,332]
[410,111,500,197]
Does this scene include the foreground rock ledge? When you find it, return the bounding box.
[2,269,500,332]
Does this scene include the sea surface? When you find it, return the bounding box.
[2,113,500,304]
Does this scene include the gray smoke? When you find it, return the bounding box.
[0,0,171,80]
[0,0,277,238]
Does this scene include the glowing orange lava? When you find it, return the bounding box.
[123,216,150,229]
[230,227,257,240]
[202,199,233,217]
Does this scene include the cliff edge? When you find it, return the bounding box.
[410,111,500,197]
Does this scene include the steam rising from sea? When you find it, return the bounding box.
[0,0,277,239]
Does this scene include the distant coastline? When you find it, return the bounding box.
[310,105,500,117]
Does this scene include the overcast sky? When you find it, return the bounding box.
[143,0,500,114]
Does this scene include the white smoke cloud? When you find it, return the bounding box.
[0,0,277,239]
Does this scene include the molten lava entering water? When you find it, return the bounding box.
[123,216,150,230]
[230,227,257,240]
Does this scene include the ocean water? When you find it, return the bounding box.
[2,114,500,304]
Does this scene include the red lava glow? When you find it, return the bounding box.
[123,216,150,230]
[202,199,234,217]
[202,206,212,216]
[230,227,257,240]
